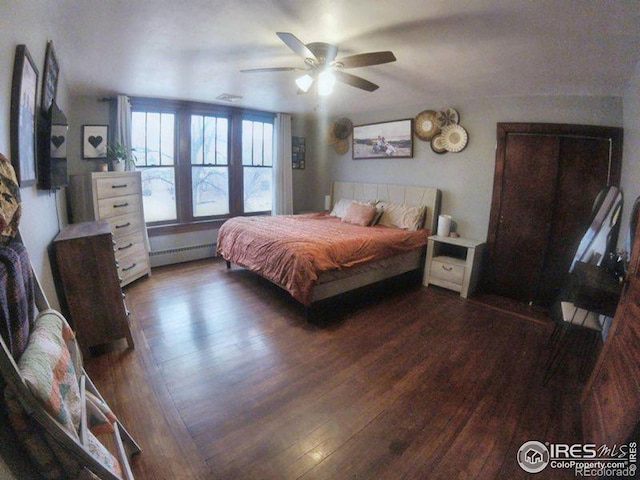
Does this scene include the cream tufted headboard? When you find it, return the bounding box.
[331,181,442,233]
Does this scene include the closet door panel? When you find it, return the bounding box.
[487,123,622,308]
[537,137,615,305]
[490,134,559,302]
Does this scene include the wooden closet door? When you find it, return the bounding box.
[488,133,559,303]
[536,136,616,305]
[581,217,640,445]
[487,123,622,307]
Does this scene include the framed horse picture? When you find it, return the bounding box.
[352,119,413,160]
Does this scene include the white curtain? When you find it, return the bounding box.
[115,95,133,170]
[272,113,293,215]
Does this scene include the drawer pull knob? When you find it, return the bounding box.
[118,243,134,251]
[441,265,453,271]
[114,202,129,208]
[122,262,137,272]
[115,222,131,229]
[112,183,128,189]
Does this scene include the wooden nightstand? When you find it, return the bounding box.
[423,235,485,298]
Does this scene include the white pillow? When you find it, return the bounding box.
[330,198,354,218]
[377,202,426,231]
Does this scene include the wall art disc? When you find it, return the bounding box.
[333,117,353,140]
[414,110,440,141]
[430,134,447,154]
[326,123,338,145]
[334,138,349,154]
[441,124,468,153]
[436,107,460,128]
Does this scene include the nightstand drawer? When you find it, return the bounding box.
[430,257,465,285]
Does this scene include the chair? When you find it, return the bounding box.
[0,152,140,479]
[0,294,141,479]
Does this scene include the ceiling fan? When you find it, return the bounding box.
[241,32,396,95]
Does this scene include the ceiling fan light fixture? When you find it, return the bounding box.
[318,70,336,96]
[295,74,314,92]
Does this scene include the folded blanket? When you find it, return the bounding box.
[0,240,35,359]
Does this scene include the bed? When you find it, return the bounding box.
[216,182,441,306]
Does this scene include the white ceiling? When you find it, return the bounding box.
[51,0,640,116]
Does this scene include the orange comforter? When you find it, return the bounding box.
[216,212,429,305]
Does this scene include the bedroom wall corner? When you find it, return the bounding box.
[292,114,331,213]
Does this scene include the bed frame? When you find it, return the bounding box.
[224,181,441,306]
[310,182,441,302]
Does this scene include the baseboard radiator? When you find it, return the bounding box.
[149,243,217,268]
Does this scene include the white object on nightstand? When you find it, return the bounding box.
[423,235,486,298]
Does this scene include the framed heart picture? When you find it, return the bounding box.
[82,125,108,159]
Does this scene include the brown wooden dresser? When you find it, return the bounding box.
[53,221,134,356]
[69,171,151,286]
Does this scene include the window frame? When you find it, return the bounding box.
[130,97,275,237]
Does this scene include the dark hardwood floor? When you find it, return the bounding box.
[84,258,585,479]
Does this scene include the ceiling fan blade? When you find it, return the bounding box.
[334,70,379,92]
[276,32,317,60]
[240,67,298,73]
[338,51,396,69]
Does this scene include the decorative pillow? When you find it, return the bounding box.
[18,310,82,437]
[341,202,378,227]
[377,202,427,231]
[330,198,354,218]
[330,198,376,218]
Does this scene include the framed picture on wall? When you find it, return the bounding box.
[10,44,39,187]
[82,125,109,159]
[41,41,59,113]
[292,136,305,169]
[352,119,413,160]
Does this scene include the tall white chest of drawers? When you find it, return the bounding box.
[69,172,151,286]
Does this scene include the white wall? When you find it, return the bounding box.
[67,95,112,177]
[0,4,69,312]
[620,60,640,252]
[0,4,68,477]
[304,95,623,241]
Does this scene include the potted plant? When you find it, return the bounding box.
[106,142,136,172]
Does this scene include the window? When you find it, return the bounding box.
[131,111,176,223]
[130,98,274,233]
[191,114,229,217]
[242,119,273,213]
